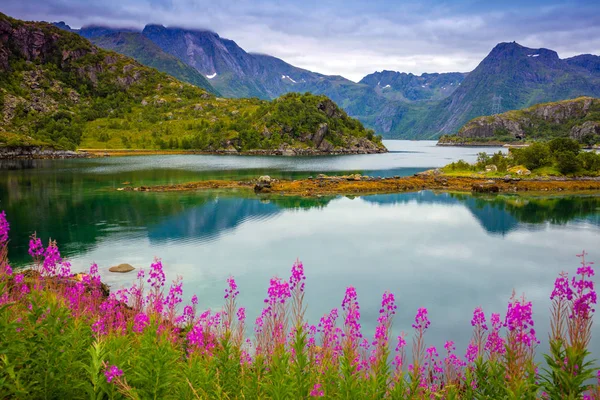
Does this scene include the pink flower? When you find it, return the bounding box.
[412,307,430,331]
[133,313,150,333]
[28,234,44,259]
[104,365,123,383]
[289,260,306,292]
[0,211,9,245]
[148,258,165,288]
[310,383,324,397]
[224,277,239,299]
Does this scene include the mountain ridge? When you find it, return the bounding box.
[51,22,600,140]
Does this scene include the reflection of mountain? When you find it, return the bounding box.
[148,198,280,243]
[363,192,600,235]
[147,196,335,243]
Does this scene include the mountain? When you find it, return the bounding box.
[0,13,385,154]
[438,97,600,145]
[53,22,218,95]
[413,42,600,138]
[50,23,600,140]
[359,71,467,102]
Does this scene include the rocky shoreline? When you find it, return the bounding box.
[0,146,90,159]
[119,172,600,197]
[84,146,387,157]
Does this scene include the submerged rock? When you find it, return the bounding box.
[109,263,135,273]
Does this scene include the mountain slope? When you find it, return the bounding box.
[54,22,218,95]
[89,32,219,95]
[0,13,385,154]
[416,42,600,138]
[359,71,467,102]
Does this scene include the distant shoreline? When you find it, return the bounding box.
[0,146,387,159]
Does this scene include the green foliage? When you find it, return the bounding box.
[512,143,552,170]
[555,150,581,174]
[548,137,581,156]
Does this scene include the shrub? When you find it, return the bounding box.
[578,151,600,172]
[555,150,581,174]
[511,142,551,170]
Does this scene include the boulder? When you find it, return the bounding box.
[258,175,271,184]
[508,165,531,176]
[485,164,498,172]
[109,263,135,273]
[472,184,499,193]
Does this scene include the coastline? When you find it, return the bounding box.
[120,173,600,197]
[0,146,387,159]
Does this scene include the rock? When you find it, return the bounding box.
[570,121,600,141]
[317,174,327,179]
[485,164,498,172]
[346,174,361,181]
[311,123,328,147]
[254,182,271,193]
[193,104,203,111]
[317,139,334,152]
[258,175,271,184]
[472,184,499,193]
[485,180,495,184]
[508,165,531,176]
[109,263,135,273]
[503,175,513,183]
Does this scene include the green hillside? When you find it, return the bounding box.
[0,13,384,154]
[439,97,600,146]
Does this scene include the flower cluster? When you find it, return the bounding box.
[104,365,123,384]
[0,211,9,245]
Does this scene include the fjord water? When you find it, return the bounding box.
[1,140,600,356]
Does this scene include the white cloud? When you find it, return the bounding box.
[2,0,600,81]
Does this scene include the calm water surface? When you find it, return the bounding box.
[1,140,599,357]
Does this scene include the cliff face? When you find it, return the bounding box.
[446,97,600,143]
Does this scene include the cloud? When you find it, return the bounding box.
[2,0,599,81]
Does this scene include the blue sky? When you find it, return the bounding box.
[2,0,600,81]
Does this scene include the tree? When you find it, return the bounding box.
[549,138,580,156]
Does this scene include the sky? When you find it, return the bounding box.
[2,0,600,82]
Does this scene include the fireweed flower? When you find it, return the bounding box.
[148,258,165,288]
[289,260,306,292]
[505,296,538,347]
[412,307,430,331]
[465,341,478,363]
[28,234,44,259]
[485,313,506,357]
[237,307,246,323]
[310,383,324,397]
[224,276,239,299]
[0,210,9,245]
[133,312,150,333]
[104,365,123,383]
[341,286,362,345]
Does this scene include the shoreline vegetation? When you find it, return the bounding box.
[120,173,600,197]
[1,211,600,398]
